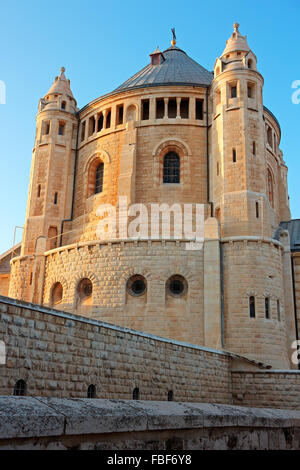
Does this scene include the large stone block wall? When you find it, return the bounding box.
[0,296,232,402]
[222,238,290,368]
[42,239,204,345]
[232,371,300,410]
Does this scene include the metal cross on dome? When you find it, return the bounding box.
[171,27,176,46]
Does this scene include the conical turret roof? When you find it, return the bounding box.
[46,67,74,99]
[222,23,250,56]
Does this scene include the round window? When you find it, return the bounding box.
[127,275,147,297]
[166,275,187,297]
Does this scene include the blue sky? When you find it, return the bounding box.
[0,0,299,254]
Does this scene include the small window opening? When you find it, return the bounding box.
[37,184,41,198]
[168,98,177,118]
[54,192,58,205]
[106,110,111,128]
[167,390,174,401]
[217,162,220,176]
[265,297,270,319]
[156,99,164,119]
[88,116,95,136]
[163,152,180,184]
[117,105,124,125]
[256,201,259,218]
[58,122,65,136]
[249,296,255,318]
[133,387,140,400]
[61,101,66,110]
[98,113,104,132]
[232,149,237,163]
[87,384,96,398]
[142,99,150,120]
[13,379,27,396]
[230,84,237,98]
[195,99,203,120]
[180,98,189,118]
[95,162,104,194]
[252,141,256,156]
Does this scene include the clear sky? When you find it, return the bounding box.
[0,0,299,254]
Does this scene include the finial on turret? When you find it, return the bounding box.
[60,67,66,74]
[171,27,176,46]
[233,22,240,32]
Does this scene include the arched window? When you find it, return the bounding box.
[95,162,104,194]
[267,168,274,208]
[249,296,255,318]
[167,390,174,401]
[61,101,66,110]
[51,282,63,306]
[133,387,140,400]
[248,59,253,69]
[87,384,96,398]
[13,379,27,396]
[267,126,273,147]
[163,152,180,184]
[77,278,93,307]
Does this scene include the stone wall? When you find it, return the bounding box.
[1,296,300,411]
[232,371,300,410]
[0,296,232,402]
[1,398,300,450]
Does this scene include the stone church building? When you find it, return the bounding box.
[1,23,300,371]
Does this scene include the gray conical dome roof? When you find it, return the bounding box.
[115,45,213,92]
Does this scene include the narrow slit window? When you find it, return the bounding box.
[133,387,140,400]
[106,110,111,128]
[277,300,281,321]
[265,297,270,319]
[249,296,255,318]
[168,98,177,118]
[61,101,66,110]
[95,162,104,194]
[253,141,256,155]
[98,114,104,132]
[37,184,41,198]
[232,148,237,162]
[80,121,86,142]
[256,201,259,218]
[54,192,58,205]
[156,99,164,119]
[167,390,174,401]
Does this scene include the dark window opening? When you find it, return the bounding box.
[168,98,177,118]
[106,110,111,128]
[156,99,164,119]
[180,98,189,118]
[167,390,174,401]
[256,201,259,218]
[142,99,150,120]
[61,101,66,110]
[37,184,41,198]
[54,192,58,205]
[249,296,255,318]
[127,275,147,297]
[133,387,140,400]
[13,379,27,396]
[232,148,237,162]
[87,384,96,398]
[98,114,104,132]
[231,85,237,98]
[95,162,104,194]
[267,126,272,147]
[163,152,180,184]
[117,105,124,125]
[166,275,187,298]
[217,162,219,175]
[195,99,203,120]
[58,122,65,136]
[253,141,256,155]
[265,297,270,319]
